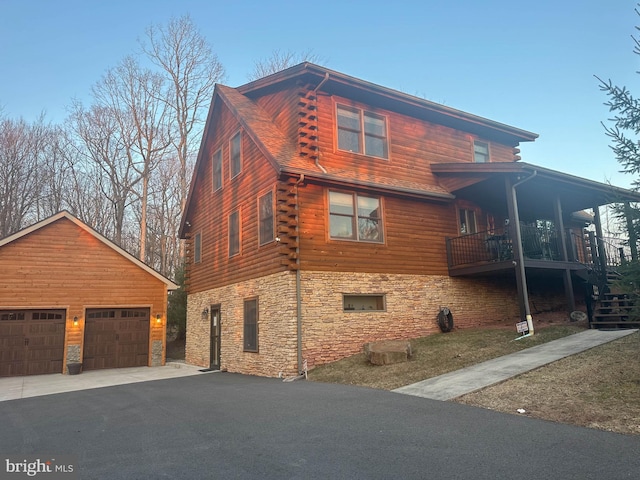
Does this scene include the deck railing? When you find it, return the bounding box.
[447,225,613,269]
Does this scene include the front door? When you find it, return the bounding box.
[210,306,221,370]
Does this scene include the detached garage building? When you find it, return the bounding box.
[0,211,178,377]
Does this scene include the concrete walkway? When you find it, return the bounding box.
[0,362,210,402]
[393,328,637,401]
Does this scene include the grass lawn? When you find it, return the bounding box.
[308,324,586,391]
[308,324,640,435]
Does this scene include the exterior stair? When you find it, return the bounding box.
[590,271,640,328]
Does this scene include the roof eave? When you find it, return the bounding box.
[237,62,539,144]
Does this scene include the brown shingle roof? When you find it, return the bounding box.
[217,84,453,199]
[216,85,320,173]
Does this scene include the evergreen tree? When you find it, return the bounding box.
[598,5,640,303]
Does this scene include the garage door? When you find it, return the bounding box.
[0,310,66,377]
[83,308,150,370]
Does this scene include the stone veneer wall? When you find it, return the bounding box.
[186,271,299,377]
[151,340,163,367]
[300,272,528,368]
[187,270,571,377]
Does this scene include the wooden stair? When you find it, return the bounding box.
[590,271,640,328]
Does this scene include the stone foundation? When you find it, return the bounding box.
[186,270,575,377]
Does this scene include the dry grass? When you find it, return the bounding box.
[308,323,640,436]
[456,331,640,435]
[308,324,586,390]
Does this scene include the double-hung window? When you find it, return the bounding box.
[337,105,388,159]
[474,141,489,163]
[329,191,383,242]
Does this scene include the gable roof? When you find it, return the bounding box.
[0,211,179,290]
[180,63,539,236]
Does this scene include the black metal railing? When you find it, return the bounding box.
[446,225,622,269]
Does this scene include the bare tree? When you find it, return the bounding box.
[146,156,184,275]
[140,15,225,215]
[93,56,173,261]
[247,49,325,81]
[67,100,138,246]
[0,115,50,237]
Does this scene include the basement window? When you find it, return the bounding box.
[343,295,386,312]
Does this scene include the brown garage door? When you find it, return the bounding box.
[0,310,66,377]
[83,308,149,370]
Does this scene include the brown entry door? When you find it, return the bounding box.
[84,309,149,370]
[0,310,65,377]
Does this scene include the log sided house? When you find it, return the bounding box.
[180,63,640,378]
[0,211,178,377]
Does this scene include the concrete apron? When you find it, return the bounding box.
[0,362,210,402]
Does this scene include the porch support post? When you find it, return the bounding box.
[624,201,638,262]
[553,196,575,311]
[593,206,608,283]
[505,175,533,332]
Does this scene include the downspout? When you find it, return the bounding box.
[313,73,329,174]
[510,170,537,335]
[294,174,305,375]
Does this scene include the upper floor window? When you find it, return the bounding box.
[474,141,489,163]
[258,191,274,245]
[229,210,240,257]
[194,231,202,263]
[230,132,242,179]
[459,208,477,235]
[212,149,222,191]
[337,105,388,159]
[329,191,383,242]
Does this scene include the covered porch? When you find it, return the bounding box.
[433,161,640,327]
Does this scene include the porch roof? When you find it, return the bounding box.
[431,161,640,219]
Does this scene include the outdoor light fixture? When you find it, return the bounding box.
[73,316,79,326]
[156,314,162,324]
[202,307,209,318]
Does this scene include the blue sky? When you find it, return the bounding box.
[1,0,638,188]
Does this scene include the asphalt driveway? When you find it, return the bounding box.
[1,373,638,479]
